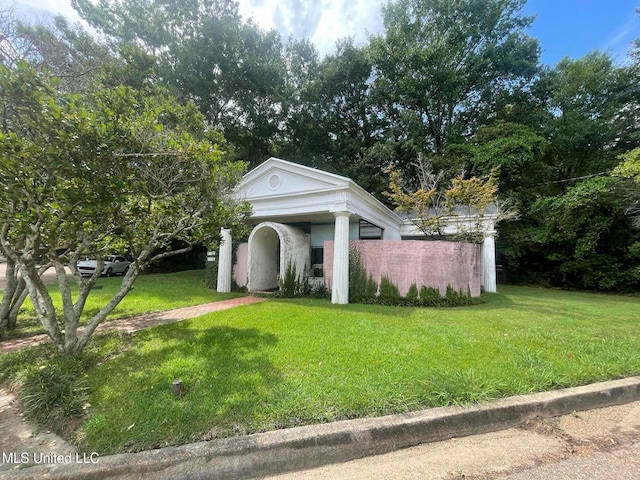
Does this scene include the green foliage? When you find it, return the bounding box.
[530,176,640,290]
[311,282,329,299]
[202,260,218,290]
[279,39,385,195]
[542,52,626,181]
[295,272,310,297]
[18,358,89,434]
[420,286,443,306]
[279,262,298,298]
[0,61,250,355]
[459,121,549,206]
[369,0,539,161]
[348,247,378,303]
[405,284,419,303]
[614,148,640,183]
[277,262,310,298]
[385,161,515,242]
[378,276,401,304]
[72,0,291,167]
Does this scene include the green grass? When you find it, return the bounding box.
[3,285,640,455]
[0,270,243,340]
[70,285,640,454]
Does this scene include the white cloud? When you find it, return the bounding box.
[310,0,385,54]
[8,0,386,56]
[599,13,638,62]
[237,0,384,55]
[9,0,81,22]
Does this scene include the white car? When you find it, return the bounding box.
[77,255,131,277]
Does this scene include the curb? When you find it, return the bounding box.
[4,376,640,480]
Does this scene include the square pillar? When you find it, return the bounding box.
[482,234,496,293]
[217,228,233,293]
[331,211,351,304]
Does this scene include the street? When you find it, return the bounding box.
[267,401,640,480]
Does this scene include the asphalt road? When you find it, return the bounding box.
[0,261,70,291]
[267,401,640,480]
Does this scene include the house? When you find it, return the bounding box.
[216,157,498,304]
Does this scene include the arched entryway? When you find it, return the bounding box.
[247,222,310,292]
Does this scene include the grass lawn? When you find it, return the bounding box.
[0,270,243,340]
[36,285,637,454]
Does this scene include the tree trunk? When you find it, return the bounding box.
[0,258,18,332]
[7,284,28,329]
[18,259,65,354]
[1,262,52,332]
[73,262,139,354]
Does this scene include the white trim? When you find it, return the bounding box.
[237,157,403,237]
[243,157,353,185]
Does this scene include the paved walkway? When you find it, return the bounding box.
[0,296,266,354]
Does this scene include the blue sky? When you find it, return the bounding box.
[7,0,640,66]
[523,0,638,65]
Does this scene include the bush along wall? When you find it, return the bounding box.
[202,256,218,289]
[252,261,327,299]
[349,246,378,303]
[348,248,484,307]
[204,241,246,292]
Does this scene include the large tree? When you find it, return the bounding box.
[528,176,640,290]
[72,0,290,167]
[540,52,628,182]
[369,0,539,170]
[0,62,249,355]
[493,49,640,286]
[277,39,389,194]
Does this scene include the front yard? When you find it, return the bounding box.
[0,270,242,340]
[3,284,637,455]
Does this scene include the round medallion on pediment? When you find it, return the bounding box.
[268,174,281,190]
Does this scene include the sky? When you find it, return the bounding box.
[5,0,639,66]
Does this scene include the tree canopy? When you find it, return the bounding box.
[1,0,639,342]
[0,61,249,354]
[369,0,539,167]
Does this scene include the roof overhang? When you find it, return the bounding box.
[236,158,403,233]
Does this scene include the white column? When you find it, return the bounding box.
[331,211,351,304]
[217,228,233,293]
[482,234,497,293]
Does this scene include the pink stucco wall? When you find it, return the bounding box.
[324,240,481,297]
[233,243,248,287]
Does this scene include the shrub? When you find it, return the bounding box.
[278,262,310,298]
[405,283,419,305]
[349,247,378,303]
[420,286,442,306]
[444,285,461,306]
[202,260,218,289]
[19,358,89,434]
[295,268,311,296]
[378,276,401,304]
[279,262,298,298]
[311,282,329,299]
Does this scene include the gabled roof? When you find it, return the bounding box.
[239,157,352,199]
[236,157,402,234]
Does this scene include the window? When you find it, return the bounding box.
[311,247,323,277]
[359,220,383,240]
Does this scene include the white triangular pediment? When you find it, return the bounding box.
[238,158,351,199]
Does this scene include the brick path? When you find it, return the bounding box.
[0,296,266,354]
